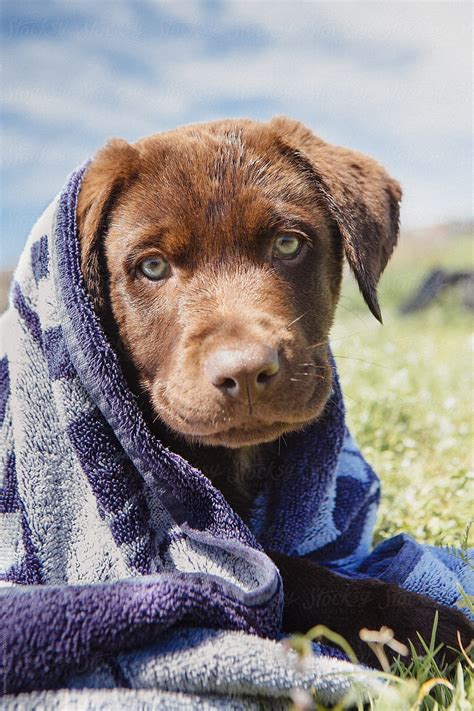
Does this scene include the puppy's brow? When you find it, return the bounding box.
[128,236,167,252]
[263,209,317,245]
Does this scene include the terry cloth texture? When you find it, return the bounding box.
[1,164,472,706]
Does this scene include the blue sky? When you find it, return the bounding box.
[1,0,472,266]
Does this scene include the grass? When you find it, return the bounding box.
[290,232,474,709]
[332,234,473,547]
[289,609,474,710]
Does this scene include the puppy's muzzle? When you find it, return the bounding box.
[204,344,280,402]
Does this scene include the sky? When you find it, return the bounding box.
[1,0,472,267]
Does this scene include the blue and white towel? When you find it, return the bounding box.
[0,164,472,707]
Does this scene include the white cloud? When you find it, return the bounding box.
[1,0,472,265]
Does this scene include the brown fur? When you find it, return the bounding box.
[77,117,472,665]
[77,118,399,450]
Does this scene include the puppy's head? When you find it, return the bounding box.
[77,118,401,448]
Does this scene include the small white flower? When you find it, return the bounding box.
[290,687,313,710]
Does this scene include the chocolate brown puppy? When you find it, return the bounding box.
[77,117,472,665]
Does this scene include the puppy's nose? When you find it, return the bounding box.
[204,345,280,400]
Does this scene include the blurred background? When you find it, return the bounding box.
[0,1,472,544]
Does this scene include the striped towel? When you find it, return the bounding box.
[0,164,471,706]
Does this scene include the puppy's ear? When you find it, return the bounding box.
[270,117,402,322]
[76,139,139,314]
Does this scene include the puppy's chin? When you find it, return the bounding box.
[149,376,333,449]
[181,420,309,448]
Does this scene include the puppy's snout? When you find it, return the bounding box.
[204,344,280,400]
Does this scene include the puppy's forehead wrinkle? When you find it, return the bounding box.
[210,131,246,178]
[209,146,273,192]
[114,136,329,269]
[145,132,298,198]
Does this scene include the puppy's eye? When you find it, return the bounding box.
[138,256,170,281]
[272,233,302,260]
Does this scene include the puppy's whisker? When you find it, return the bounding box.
[336,300,367,324]
[342,391,363,406]
[297,363,327,369]
[332,354,387,369]
[305,340,328,351]
[286,311,308,330]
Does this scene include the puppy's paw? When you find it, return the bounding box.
[271,551,473,668]
[398,596,472,660]
[357,586,473,667]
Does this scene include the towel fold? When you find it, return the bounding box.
[0,163,471,705]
